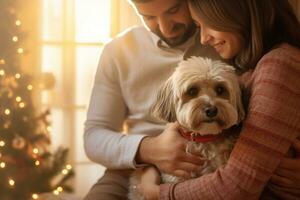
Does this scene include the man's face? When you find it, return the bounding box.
[133,0,195,47]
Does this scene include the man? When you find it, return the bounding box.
[83,0,300,199]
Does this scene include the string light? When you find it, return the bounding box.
[66,164,72,170]
[0,162,6,168]
[16,96,22,102]
[0,141,5,147]
[46,126,52,132]
[53,190,59,195]
[27,84,33,90]
[33,148,39,154]
[17,48,24,54]
[0,69,5,76]
[19,102,25,108]
[8,179,15,186]
[0,59,5,65]
[12,36,18,42]
[57,187,63,192]
[35,160,40,166]
[62,169,68,175]
[4,109,11,115]
[53,186,63,196]
[32,194,39,199]
[15,20,21,26]
[15,73,21,79]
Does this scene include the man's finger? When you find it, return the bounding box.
[175,162,199,173]
[179,152,204,165]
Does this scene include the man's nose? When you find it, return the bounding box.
[158,17,173,37]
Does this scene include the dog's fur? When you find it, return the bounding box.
[128,56,245,200]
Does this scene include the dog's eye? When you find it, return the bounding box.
[187,86,199,97]
[215,85,226,96]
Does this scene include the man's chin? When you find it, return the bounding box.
[163,36,188,47]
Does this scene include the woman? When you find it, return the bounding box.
[139,0,300,199]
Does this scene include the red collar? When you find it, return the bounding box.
[178,127,223,143]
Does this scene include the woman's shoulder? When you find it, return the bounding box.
[255,43,300,73]
[259,43,300,65]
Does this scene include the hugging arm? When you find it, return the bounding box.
[269,139,300,199]
[158,48,300,199]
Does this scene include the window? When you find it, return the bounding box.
[41,0,113,196]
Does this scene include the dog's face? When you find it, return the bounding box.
[151,57,245,135]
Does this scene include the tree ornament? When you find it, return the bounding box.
[12,135,26,150]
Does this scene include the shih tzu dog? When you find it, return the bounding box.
[128,56,245,200]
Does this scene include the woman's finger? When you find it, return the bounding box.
[270,174,295,188]
[277,157,300,171]
[275,167,300,183]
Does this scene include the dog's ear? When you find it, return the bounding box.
[150,78,177,122]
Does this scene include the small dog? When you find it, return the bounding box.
[128,56,245,200]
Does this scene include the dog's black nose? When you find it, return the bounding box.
[204,106,218,118]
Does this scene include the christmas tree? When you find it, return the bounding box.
[0,1,74,199]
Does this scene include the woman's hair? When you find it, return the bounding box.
[188,0,300,71]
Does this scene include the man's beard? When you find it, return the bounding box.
[154,23,196,47]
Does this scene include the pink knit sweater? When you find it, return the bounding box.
[160,43,300,200]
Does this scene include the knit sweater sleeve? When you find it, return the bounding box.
[160,44,300,199]
[83,42,146,169]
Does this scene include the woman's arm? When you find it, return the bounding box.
[268,139,300,199]
[157,46,300,199]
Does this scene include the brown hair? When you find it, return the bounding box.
[188,0,300,71]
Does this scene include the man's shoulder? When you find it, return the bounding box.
[109,26,151,46]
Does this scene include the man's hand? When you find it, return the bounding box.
[138,167,160,200]
[270,138,300,199]
[136,122,203,178]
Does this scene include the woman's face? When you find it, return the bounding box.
[189,4,243,59]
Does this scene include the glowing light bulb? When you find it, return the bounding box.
[62,169,68,175]
[53,190,59,195]
[0,69,5,76]
[27,85,33,90]
[16,96,22,102]
[0,162,6,168]
[4,109,10,115]
[9,179,15,186]
[33,148,39,154]
[57,187,63,192]
[66,165,72,170]
[16,20,21,26]
[46,126,52,132]
[19,102,25,108]
[35,160,40,166]
[15,73,21,79]
[17,48,24,54]
[0,141,5,147]
[32,194,39,199]
[12,36,18,42]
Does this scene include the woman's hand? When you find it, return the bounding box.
[136,122,203,178]
[270,138,300,199]
[138,166,161,200]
